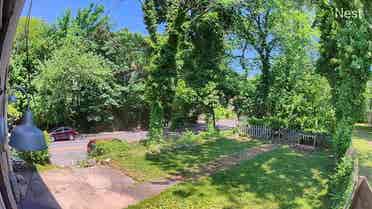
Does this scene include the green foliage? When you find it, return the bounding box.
[231,0,328,133]
[7,104,22,125]
[170,80,199,129]
[103,29,151,129]
[269,68,335,132]
[51,3,110,55]
[327,155,355,209]
[142,0,158,43]
[231,0,287,116]
[231,78,257,118]
[10,18,52,111]
[214,106,235,120]
[143,0,236,138]
[316,0,372,158]
[144,6,183,139]
[89,139,129,158]
[148,102,164,141]
[247,116,287,130]
[10,4,153,132]
[333,121,353,159]
[17,131,51,165]
[32,37,118,131]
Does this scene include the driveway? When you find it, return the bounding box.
[18,166,177,209]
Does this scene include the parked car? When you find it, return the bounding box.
[50,127,79,141]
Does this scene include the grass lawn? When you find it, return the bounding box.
[127,147,334,209]
[352,124,372,185]
[93,131,262,181]
[35,164,60,172]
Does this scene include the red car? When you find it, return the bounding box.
[50,127,79,141]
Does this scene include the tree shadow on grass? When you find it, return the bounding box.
[146,136,262,177]
[208,148,335,209]
[353,125,372,185]
[353,125,372,141]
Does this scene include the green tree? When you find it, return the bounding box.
[316,0,371,158]
[50,3,111,55]
[32,37,119,131]
[103,29,152,128]
[142,0,187,140]
[232,0,282,117]
[142,0,238,137]
[9,17,52,111]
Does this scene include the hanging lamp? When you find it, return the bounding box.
[8,0,47,151]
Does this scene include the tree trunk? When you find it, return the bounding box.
[256,53,271,117]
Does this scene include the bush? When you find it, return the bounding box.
[214,106,236,120]
[7,104,21,125]
[17,131,51,165]
[89,139,129,157]
[247,116,287,130]
[327,155,355,209]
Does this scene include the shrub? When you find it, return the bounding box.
[247,116,287,130]
[89,139,129,157]
[17,131,51,165]
[247,117,267,126]
[214,106,236,120]
[327,155,356,209]
[7,104,21,125]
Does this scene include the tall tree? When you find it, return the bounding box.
[9,17,52,111]
[142,0,186,140]
[103,29,152,129]
[51,3,111,55]
[233,0,281,117]
[142,0,238,137]
[316,0,371,158]
[33,36,119,131]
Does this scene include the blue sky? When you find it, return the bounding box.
[22,0,147,34]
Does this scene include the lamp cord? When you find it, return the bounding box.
[25,0,32,98]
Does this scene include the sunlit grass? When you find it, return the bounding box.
[352,124,372,185]
[35,164,60,172]
[127,147,334,209]
[93,131,262,182]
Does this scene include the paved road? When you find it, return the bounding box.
[49,120,236,167]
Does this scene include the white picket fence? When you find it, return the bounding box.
[239,124,329,148]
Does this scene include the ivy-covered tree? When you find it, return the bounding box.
[142,0,238,138]
[142,0,187,140]
[316,0,372,158]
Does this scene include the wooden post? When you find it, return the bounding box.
[0,1,25,209]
